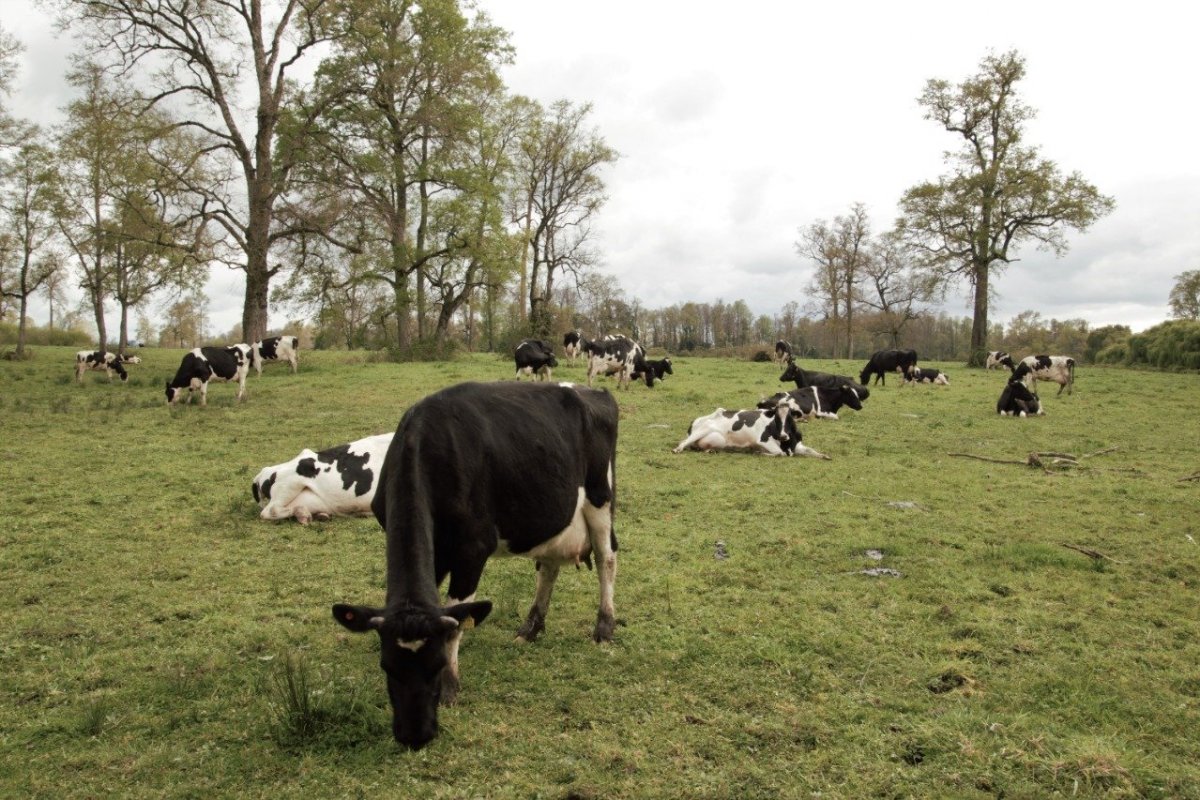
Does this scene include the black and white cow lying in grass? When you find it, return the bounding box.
[253,433,393,524]
[779,357,870,400]
[674,397,829,458]
[1013,355,1076,396]
[758,384,864,421]
[165,345,250,406]
[75,350,129,383]
[997,377,1043,416]
[906,367,949,385]
[251,335,299,376]
[333,381,619,750]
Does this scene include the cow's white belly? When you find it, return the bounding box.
[496,487,593,565]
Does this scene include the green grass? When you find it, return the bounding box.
[2,346,1199,798]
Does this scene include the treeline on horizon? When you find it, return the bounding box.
[6,304,1200,371]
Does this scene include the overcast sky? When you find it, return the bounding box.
[6,1,1199,336]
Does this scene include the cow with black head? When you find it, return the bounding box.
[997,377,1044,417]
[779,357,870,400]
[334,381,619,750]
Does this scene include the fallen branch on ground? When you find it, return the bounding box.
[1060,543,1125,564]
[1178,472,1200,483]
[948,448,1140,475]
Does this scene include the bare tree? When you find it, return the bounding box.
[513,100,616,338]
[63,0,336,343]
[859,232,937,347]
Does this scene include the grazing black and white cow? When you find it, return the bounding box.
[997,377,1044,417]
[333,381,619,750]
[774,340,792,364]
[253,433,393,524]
[674,397,829,458]
[74,350,129,383]
[165,345,250,406]
[906,367,949,385]
[562,331,590,362]
[859,349,919,386]
[632,357,673,384]
[779,357,870,400]
[986,351,1014,371]
[757,384,864,421]
[251,335,299,376]
[514,339,559,381]
[1013,355,1076,396]
[585,335,651,388]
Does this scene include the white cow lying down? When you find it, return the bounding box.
[252,433,393,523]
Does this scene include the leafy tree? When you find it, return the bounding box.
[157,291,208,349]
[1168,270,1200,320]
[293,0,510,350]
[0,134,63,356]
[897,50,1115,366]
[1085,324,1131,363]
[66,0,337,343]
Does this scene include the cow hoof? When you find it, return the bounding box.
[592,613,615,643]
[313,512,332,522]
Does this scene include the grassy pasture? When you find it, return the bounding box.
[1,346,1198,799]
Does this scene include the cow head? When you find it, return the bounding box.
[839,384,864,411]
[165,382,183,405]
[333,599,492,750]
[779,358,799,384]
[772,404,801,454]
[660,357,674,375]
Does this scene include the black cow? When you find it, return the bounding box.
[859,349,918,386]
[74,350,128,383]
[165,345,250,406]
[562,331,590,362]
[779,357,870,400]
[757,384,864,420]
[252,335,299,376]
[514,339,559,381]
[333,381,619,750]
[632,357,673,384]
[585,335,652,388]
[997,377,1044,417]
[774,340,792,364]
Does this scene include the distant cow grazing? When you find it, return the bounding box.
[632,357,673,384]
[758,384,864,421]
[165,345,250,406]
[251,335,299,376]
[674,397,829,458]
[859,349,918,386]
[585,334,651,388]
[780,357,870,400]
[74,351,128,383]
[774,340,792,364]
[514,339,559,381]
[1013,355,1076,396]
[997,377,1044,417]
[333,381,619,750]
[906,367,949,385]
[253,433,393,524]
[562,331,589,362]
[986,351,1014,371]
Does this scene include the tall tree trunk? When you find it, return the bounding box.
[92,294,107,352]
[968,263,989,367]
[117,301,130,353]
[16,294,30,357]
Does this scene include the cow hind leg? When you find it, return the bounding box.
[583,498,617,642]
[516,562,560,643]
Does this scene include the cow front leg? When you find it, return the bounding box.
[516,561,560,643]
[441,559,486,705]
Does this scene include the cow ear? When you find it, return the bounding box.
[441,600,493,630]
[332,603,384,633]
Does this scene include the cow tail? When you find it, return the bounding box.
[1068,358,1075,387]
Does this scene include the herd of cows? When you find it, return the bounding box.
[69,329,1079,749]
